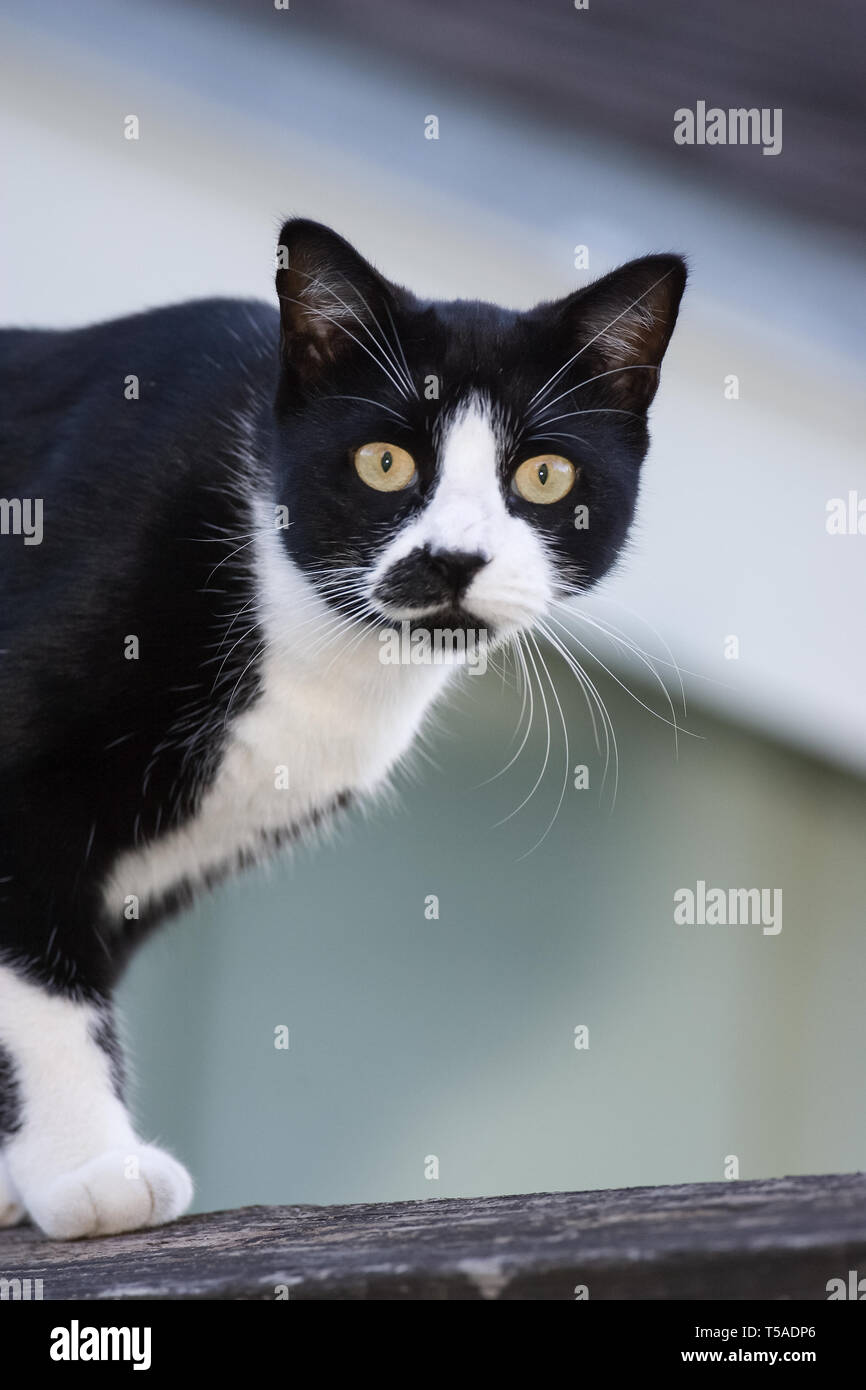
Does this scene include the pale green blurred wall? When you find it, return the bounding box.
[118,649,866,1213]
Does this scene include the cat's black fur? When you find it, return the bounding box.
[0,301,274,998]
[0,221,685,1191]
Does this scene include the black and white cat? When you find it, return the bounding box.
[0,220,685,1237]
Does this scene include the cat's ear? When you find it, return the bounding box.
[557,255,687,411]
[275,219,400,384]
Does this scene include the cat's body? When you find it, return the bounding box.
[0,300,443,974]
[0,221,685,1236]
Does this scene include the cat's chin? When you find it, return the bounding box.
[374,604,540,650]
[377,606,495,639]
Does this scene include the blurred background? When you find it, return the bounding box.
[1,0,864,1211]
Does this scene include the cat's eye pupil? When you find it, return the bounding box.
[354,442,416,492]
[512,453,575,505]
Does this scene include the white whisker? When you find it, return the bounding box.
[494,632,552,827]
[277,290,410,399]
[536,617,617,803]
[528,363,661,420]
[527,268,676,409]
[290,265,416,398]
[516,631,572,858]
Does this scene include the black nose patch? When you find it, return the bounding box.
[374,545,487,610]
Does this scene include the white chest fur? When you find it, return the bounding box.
[102,517,452,919]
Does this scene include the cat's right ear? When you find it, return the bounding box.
[275,219,401,386]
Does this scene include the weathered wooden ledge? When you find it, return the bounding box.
[1,1172,864,1300]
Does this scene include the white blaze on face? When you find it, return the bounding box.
[370,395,555,634]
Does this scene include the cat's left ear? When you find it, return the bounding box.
[275,218,403,385]
[554,255,687,411]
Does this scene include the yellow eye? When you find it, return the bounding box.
[353,442,416,492]
[513,454,576,504]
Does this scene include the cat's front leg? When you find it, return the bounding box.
[0,1149,25,1226]
[0,962,192,1239]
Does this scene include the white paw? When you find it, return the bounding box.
[0,1154,25,1227]
[26,1145,193,1240]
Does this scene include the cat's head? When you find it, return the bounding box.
[271,219,686,647]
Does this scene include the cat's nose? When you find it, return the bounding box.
[374,545,487,611]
